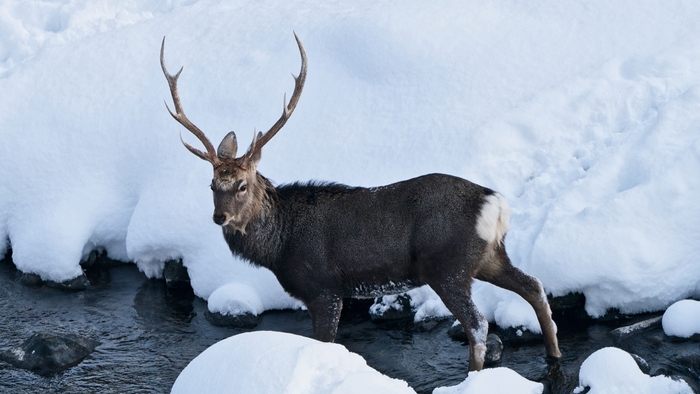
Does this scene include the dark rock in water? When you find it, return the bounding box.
[485,333,504,366]
[665,332,700,342]
[204,310,260,328]
[414,317,449,332]
[611,316,662,345]
[497,326,543,344]
[163,259,191,289]
[444,323,503,364]
[369,295,414,323]
[80,250,99,269]
[549,292,590,324]
[1,247,12,263]
[0,332,99,376]
[45,274,90,292]
[548,292,586,311]
[447,321,468,341]
[630,353,650,375]
[20,273,43,287]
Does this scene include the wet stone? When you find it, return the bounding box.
[611,316,662,346]
[369,294,414,323]
[548,292,586,312]
[497,326,543,344]
[414,317,449,332]
[630,353,650,375]
[0,332,99,376]
[447,321,468,341]
[45,274,90,292]
[20,273,43,287]
[485,333,504,366]
[204,310,260,328]
[163,259,191,289]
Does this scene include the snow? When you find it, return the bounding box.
[171,331,416,394]
[574,347,693,394]
[1,0,700,353]
[433,367,543,394]
[662,299,700,338]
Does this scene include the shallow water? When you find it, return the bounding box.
[0,259,697,393]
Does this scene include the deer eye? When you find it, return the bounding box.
[210,182,215,191]
[239,183,247,193]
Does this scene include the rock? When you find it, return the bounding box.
[0,332,99,376]
[369,294,414,323]
[163,259,191,289]
[447,321,468,341]
[80,250,100,269]
[485,333,504,366]
[45,274,90,292]
[20,273,43,287]
[548,293,590,325]
[1,247,11,264]
[630,353,650,375]
[445,322,503,364]
[414,316,449,332]
[611,316,662,344]
[204,310,260,328]
[497,326,543,344]
[548,292,586,312]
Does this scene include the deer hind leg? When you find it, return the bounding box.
[477,245,562,359]
[305,295,343,342]
[431,280,489,371]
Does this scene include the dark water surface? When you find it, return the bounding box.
[0,259,697,393]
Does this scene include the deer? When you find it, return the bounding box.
[160,33,561,371]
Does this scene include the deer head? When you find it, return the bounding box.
[160,33,307,233]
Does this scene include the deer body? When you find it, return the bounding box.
[160,34,561,371]
[226,174,490,299]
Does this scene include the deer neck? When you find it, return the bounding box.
[222,174,283,270]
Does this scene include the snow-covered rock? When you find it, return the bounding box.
[433,367,542,394]
[662,299,700,338]
[574,347,693,394]
[171,331,416,394]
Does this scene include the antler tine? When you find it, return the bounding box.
[245,32,308,160]
[161,37,221,166]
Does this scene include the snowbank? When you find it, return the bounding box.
[170,331,415,394]
[574,347,693,394]
[1,0,699,330]
[662,299,700,338]
[433,368,542,394]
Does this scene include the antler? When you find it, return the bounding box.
[160,37,222,167]
[244,32,308,161]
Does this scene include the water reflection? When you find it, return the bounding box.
[133,280,196,333]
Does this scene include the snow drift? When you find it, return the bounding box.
[1,0,699,329]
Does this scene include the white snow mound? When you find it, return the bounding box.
[662,299,700,338]
[575,347,692,394]
[433,367,543,394]
[170,331,416,394]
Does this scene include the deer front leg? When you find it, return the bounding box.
[305,295,343,342]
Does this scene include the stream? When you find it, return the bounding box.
[0,257,697,393]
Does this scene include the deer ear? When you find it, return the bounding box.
[217,131,238,160]
[249,131,263,165]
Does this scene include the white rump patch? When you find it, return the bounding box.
[475,193,511,245]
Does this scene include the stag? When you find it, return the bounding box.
[160,33,561,371]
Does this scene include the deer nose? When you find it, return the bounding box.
[213,213,227,226]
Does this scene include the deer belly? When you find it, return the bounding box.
[348,279,421,298]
